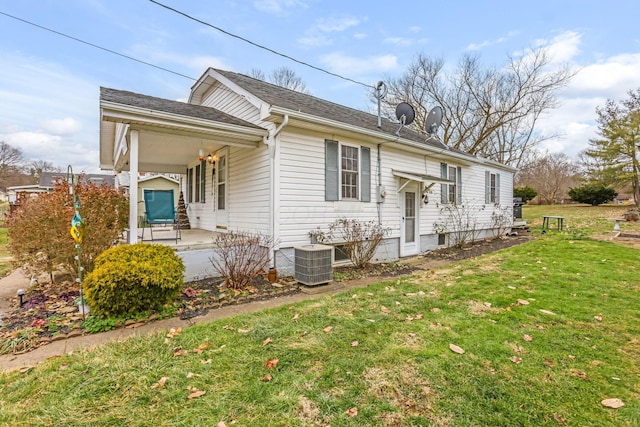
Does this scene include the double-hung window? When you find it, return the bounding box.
[485,171,501,204]
[325,139,370,202]
[440,163,462,204]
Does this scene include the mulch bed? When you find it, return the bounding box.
[0,235,531,355]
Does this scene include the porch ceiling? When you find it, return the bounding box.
[100,101,268,174]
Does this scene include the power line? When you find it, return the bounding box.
[0,10,196,81]
[148,0,374,89]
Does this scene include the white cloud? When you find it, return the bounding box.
[568,53,640,98]
[298,14,362,47]
[383,37,429,47]
[40,117,82,135]
[532,30,582,64]
[353,33,367,40]
[253,0,308,15]
[320,52,398,76]
[408,26,421,34]
[315,16,360,33]
[466,31,519,51]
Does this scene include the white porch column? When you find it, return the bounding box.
[128,130,139,243]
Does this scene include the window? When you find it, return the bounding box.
[186,167,193,203]
[341,145,359,199]
[440,163,462,204]
[437,233,447,246]
[195,164,201,203]
[217,154,226,210]
[485,171,501,204]
[199,159,206,203]
[325,140,370,202]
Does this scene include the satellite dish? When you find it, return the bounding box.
[395,102,415,136]
[425,106,443,136]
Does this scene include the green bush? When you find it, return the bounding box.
[83,243,184,316]
[568,184,617,206]
[513,186,538,203]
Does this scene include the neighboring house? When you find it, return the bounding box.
[99,68,515,277]
[7,172,116,213]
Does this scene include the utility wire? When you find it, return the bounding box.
[148,0,374,89]
[0,10,197,81]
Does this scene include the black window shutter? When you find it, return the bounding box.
[325,139,339,201]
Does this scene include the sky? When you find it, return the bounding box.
[1,0,640,174]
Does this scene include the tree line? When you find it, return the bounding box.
[0,141,62,192]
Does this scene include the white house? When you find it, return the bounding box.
[99,68,515,277]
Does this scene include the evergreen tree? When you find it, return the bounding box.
[584,89,640,206]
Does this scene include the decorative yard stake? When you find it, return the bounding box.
[67,166,87,319]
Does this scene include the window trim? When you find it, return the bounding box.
[340,142,360,200]
[325,139,370,202]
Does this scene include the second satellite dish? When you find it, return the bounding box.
[395,102,415,136]
[425,106,443,136]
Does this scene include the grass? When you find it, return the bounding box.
[0,205,640,426]
[1,206,639,425]
[0,226,11,277]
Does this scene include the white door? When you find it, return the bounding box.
[400,185,419,256]
[214,150,228,229]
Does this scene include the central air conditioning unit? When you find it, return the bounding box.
[294,244,334,286]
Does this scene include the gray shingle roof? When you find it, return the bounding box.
[215,69,451,151]
[39,172,116,188]
[100,87,263,130]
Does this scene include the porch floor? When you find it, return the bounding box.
[138,228,223,251]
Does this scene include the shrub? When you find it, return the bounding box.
[311,218,389,268]
[83,243,184,316]
[7,177,128,282]
[209,231,274,290]
[513,186,537,203]
[434,202,486,248]
[568,184,617,206]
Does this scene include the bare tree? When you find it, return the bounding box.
[248,66,310,94]
[516,152,579,204]
[29,160,62,180]
[382,47,573,167]
[0,141,26,191]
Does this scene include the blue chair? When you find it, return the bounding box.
[141,189,181,243]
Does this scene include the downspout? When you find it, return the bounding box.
[266,114,289,269]
[377,143,382,225]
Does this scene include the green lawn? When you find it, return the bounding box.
[1,231,639,425]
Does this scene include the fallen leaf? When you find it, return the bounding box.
[59,364,68,371]
[201,359,212,364]
[186,372,198,378]
[449,344,465,354]
[345,407,358,417]
[510,356,522,364]
[351,341,359,347]
[601,398,624,409]
[553,413,567,425]
[18,366,33,374]
[166,327,182,338]
[238,328,251,333]
[264,358,279,370]
[517,299,530,305]
[223,325,235,331]
[193,343,212,354]
[569,369,588,380]
[381,306,390,314]
[539,309,556,315]
[292,313,301,322]
[217,422,227,427]
[151,376,169,388]
[323,326,333,333]
[288,306,295,310]
[263,337,273,346]
[507,285,516,290]
[594,315,603,322]
[187,389,206,399]
[523,335,533,342]
[568,355,576,361]
[261,374,273,382]
[173,346,188,357]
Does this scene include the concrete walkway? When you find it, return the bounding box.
[0,270,383,373]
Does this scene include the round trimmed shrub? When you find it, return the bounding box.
[83,243,185,316]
